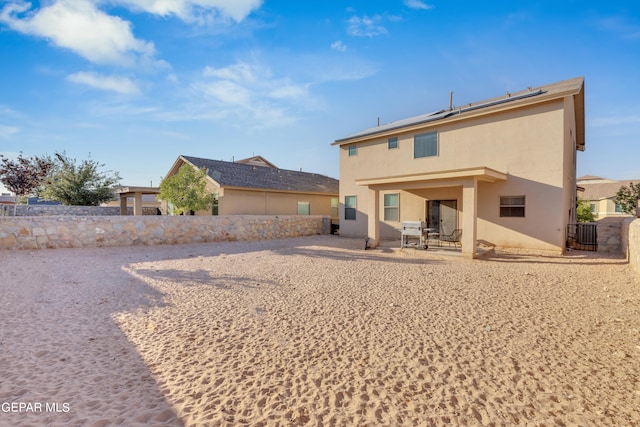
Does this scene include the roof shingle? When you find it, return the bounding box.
[181,155,339,195]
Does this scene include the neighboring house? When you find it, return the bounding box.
[578,175,639,218]
[162,155,340,219]
[332,77,585,258]
[0,194,60,205]
[26,197,61,205]
[103,186,161,215]
[0,193,14,205]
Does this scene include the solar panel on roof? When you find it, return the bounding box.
[336,89,545,142]
[459,89,543,113]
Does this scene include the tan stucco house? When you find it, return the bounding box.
[578,175,639,219]
[332,77,585,258]
[163,155,339,218]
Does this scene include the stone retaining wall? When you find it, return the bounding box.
[0,215,331,250]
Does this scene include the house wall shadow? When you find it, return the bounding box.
[0,247,185,426]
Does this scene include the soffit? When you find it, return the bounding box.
[356,167,507,190]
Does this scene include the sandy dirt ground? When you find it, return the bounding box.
[0,235,639,427]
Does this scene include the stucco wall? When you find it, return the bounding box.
[337,99,572,253]
[621,217,640,275]
[596,216,629,254]
[0,215,330,250]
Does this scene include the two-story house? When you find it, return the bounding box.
[332,77,585,258]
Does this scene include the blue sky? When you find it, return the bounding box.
[1,0,639,194]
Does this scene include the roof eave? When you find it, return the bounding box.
[333,77,586,146]
[223,185,338,196]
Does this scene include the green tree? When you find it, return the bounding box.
[614,182,640,215]
[0,154,53,215]
[38,152,121,206]
[576,196,595,222]
[159,165,212,215]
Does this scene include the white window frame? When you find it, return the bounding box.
[345,195,357,220]
[500,195,525,217]
[383,193,399,221]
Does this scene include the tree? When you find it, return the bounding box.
[38,152,121,206]
[576,196,595,222]
[0,154,53,215]
[159,164,212,215]
[614,182,640,215]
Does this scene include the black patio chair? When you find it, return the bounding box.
[440,228,462,249]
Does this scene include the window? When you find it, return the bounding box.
[414,132,438,158]
[331,197,339,218]
[297,201,310,215]
[388,137,398,149]
[384,193,399,221]
[589,203,596,213]
[615,203,623,213]
[500,196,525,217]
[348,145,357,156]
[345,195,356,220]
[212,192,219,216]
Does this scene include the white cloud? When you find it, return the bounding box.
[107,0,263,24]
[590,114,640,127]
[331,40,347,52]
[404,0,434,11]
[0,0,156,66]
[0,125,20,139]
[597,16,640,40]
[347,15,387,37]
[67,71,140,94]
[203,62,258,83]
[191,61,313,127]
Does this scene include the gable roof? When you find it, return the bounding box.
[235,156,278,168]
[579,177,640,201]
[179,155,339,195]
[333,76,585,151]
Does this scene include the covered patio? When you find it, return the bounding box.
[357,166,507,259]
[115,186,160,216]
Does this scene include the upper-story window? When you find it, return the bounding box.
[414,132,438,158]
[388,137,398,149]
[348,145,357,156]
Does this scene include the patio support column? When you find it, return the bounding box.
[133,192,143,216]
[367,187,380,248]
[462,178,478,259]
[119,195,128,215]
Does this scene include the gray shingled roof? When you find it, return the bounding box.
[181,155,339,194]
[579,178,640,200]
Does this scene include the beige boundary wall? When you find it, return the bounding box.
[0,215,331,250]
[621,217,640,275]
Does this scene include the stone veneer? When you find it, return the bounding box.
[0,215,331,250]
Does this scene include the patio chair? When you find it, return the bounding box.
[440,228,462,249]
